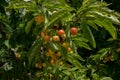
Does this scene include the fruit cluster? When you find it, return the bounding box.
[41,27,78,42]
[35,62,46,69]
[35,26,78,69]
[46,49,61,66]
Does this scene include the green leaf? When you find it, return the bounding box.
[25,18,34,34]
[69,67,78,72]
[45,11,67,29]
[98,48,110,60]
[28,39,43,65]
[92,73,99,80]
[62,70,71,76]
[91,10,120,23]
[102,21,117,39]
[87,20,98,30]
[49,41,60,51]
[4,40,11,48]
[81,22,96,48]
[63,76,69,80]
[68,54,83,69]
[94,19,117,39]
[98,48,110,53]
[4,22,13,34]
[100,77,113,80]
[71,53,84,61]
[76,41,92,50]
[94,19,104,27]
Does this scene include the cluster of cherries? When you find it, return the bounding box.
[35,27,78,69]
[42,27,78,43]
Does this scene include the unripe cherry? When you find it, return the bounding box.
[52,35,60,42]
[44,35,50,42]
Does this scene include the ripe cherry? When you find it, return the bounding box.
[70,27,78,35]
[58,29,65,35]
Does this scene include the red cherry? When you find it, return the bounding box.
[58,29,65,35]
[70,27,78,35]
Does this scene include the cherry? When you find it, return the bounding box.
[58,29,65,35]
[70,27,78,35]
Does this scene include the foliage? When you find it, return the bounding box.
[0,0,120,80]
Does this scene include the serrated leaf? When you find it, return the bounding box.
[68,54,83,69]
[70,53,84,61]
[87,20,98,30]
[49,41,59,51]
[98,48,110,53]
[76,41,92,50]
[72,37,89,42]
[92,73,99,80]
[62,70,71,76]
[63,76,69,80]
[100,77,113,80]
[98,48,110,60]
[4,22,13,34]
[28,39,43,65]
[45,11,67,29]
[91,11,120,23]
[95,19,117,39]
[94,19,103,27]
[25,18,34,34]
[81,22,96,48]
[69,67,78,71]
[4,40,11,48]
[102,21,117,39]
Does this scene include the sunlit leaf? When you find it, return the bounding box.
[81,22,96,48]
